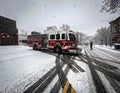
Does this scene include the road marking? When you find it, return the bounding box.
[63,80,76,93]
[70,88,76,93]
[63,80,69,93]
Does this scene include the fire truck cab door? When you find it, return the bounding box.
[41,34,48,48]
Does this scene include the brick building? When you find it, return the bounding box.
[110,17,120,49]
[0,15,18,45]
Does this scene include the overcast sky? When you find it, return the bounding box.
[0,0,119,35]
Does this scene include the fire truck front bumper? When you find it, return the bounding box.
[63,46,82,53]
[69,48,82,53]
[68,49,77,53]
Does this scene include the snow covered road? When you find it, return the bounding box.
[0,45,120,93]
[0,45,56,93]
[0,45,92,93]
[84,45,120,93]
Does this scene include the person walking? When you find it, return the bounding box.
[90,41,93,50]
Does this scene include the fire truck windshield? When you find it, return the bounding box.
[69,33,76,41]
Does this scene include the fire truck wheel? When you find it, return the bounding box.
[33,45,38,50]
[54,46,62,54]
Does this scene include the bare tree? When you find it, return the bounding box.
[93,26,111,45]
[93,33,101,44]
[101,0,120,13]
[44,24,70,33]
[59,24,70,31]
[85,35,93,43]
[44,26,58,33]
[47,26,58,31]
[75,32,91,45]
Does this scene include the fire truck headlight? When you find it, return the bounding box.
[73,44,75,46]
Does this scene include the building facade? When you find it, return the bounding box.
[110,17,120,44]
[0,15,18,45]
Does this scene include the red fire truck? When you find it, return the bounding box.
[28,30,77,54]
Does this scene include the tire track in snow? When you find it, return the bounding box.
[84,47,120,93]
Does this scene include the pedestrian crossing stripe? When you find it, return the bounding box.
[63,80,76,93]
